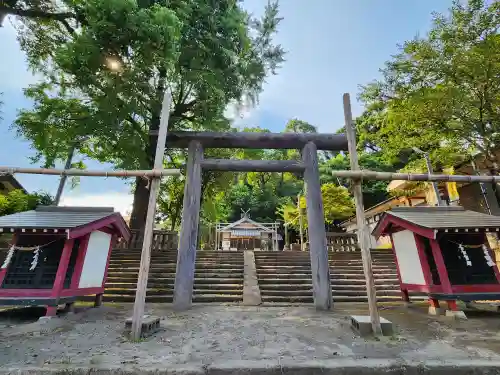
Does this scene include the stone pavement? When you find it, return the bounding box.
[2,303,500,374]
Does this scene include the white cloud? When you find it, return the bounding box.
[60,192,133,217]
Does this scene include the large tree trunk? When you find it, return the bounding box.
[128,68,166,230]
[129,176,151,229]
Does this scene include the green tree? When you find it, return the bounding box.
[7,0,285,229]
[358,0,500,178]
[277,183,354,230]
[0,190,54,217]
[319,152,402,208]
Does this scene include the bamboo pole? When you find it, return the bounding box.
[130,91,172,341]
[343,93,382,335]
[329,170,500,183]
[0,167,179,177]
[2,166,499,183]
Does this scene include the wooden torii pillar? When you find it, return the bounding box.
[302,142,332,310]
[173,141,203,310]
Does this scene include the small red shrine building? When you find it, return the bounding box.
[373,206,500,317]
[0,206,130,317]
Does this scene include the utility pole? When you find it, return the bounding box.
[413,147,443,206]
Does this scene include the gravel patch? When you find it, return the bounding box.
[1,303,500,370]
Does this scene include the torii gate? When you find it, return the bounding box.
[161,130,348,312]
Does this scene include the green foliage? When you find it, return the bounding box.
[8,0,285,228]
[0,190,54,217]
[319,152,400,208]
[277,183,354,230]
[358,0,500,170]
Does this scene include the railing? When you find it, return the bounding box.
[326,232,359,252]
[116,229,178,251]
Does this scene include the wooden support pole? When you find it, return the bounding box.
[343,93,382,335]
[130,91,172,341]
[302,142,332,310]
[201,159,305,172]
[173,140,203,310]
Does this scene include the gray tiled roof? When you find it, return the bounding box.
[0,206,116,230]
[386,206,500,230]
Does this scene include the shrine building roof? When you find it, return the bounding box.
[0,206,130,240]
[373,206,500,239]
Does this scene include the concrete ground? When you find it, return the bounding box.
[2,303,500,374]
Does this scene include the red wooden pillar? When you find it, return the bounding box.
[430,239,458,315]
[389,235,407,302]
[70,235,90,289]
[430,239,452,293]
[96,234,117,307]
[46,239,74,317]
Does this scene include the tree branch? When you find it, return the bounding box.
[0,5,77,27]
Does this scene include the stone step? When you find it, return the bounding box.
[330,269,397,274]
[330,278,398,285]
[113,252,242,257]
[260,289,312,297]
[331,289,401,297]
[331,284,399,290]
[330,273,397,280]
[261,295,313,303]
[81,294,242,303]
[336,295,407,302]
[104,288,243,296]
[107,272,243,278]
[259,284,313,290]
[257,273,313,279]
[260,295,405,303]
[257,269,312,274]
[258,278,313,284]
[108,262,243,270]
[107,267,243,274]
[106,277,243,284]
[111,255,243,261]
[105,282,242,290]
[258,283,399,292]
[332,262,396,265]
[257,265,312,269]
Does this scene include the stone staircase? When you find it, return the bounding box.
[329,249,401,302]
[90,249,244,303]
[255,250,402,303]
[255,251,314,303]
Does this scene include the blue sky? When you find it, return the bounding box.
[0,0,453,215]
